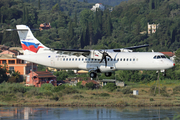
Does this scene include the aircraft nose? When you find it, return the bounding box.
[173,63,175,67]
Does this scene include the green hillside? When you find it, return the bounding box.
[78,0,128,6]
[0,0,180,52]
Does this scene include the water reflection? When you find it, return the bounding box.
[0,106,180,120]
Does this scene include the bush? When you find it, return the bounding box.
[41,83,54,91]
[76,82,83,89]
[25,88,42,97]
[102,83,117,91]
[72,95,84,99]
[50,96,59,101]
[150,98,154,101]
[53,84,66,92]
[85,82,95,90]
[173,86,180,92]
[121,87,132,94]
[62,87,79,94]
[99,93,110,97]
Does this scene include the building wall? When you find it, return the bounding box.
[148,23,159,34]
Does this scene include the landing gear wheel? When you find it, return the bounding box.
[90,72,97,78]
[105,72,112,77]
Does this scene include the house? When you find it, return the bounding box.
[0,45,9,51]
[91,3,105,11]
[26,70,57,87]
[101,79,125,87]
[0,49,37,76]
[81,80,100,88]
[160,52,175,62]
[148,23,160,34]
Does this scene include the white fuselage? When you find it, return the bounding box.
[17,51,174,72]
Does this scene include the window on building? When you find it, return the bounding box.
[2,60,6,64]
[9,67,14,71]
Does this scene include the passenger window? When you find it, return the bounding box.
[75,58,77,61]
[153,56,157,59]
[127,58,128,61]
[157,56,160,59]
[79,58,81,61]
[63,58,65,61]
[111,59,113,61]
[91,59,93,61]
[88,58,90,61]
[66,58,68,61]
[120,58,122,61]
[114,58,116,61]
[95,59,96,61]
[123,58,125,61]
[82,58,84,61]
[117,58,119,61]
[69,58,71,61]
[130,59,131,61]
[133,58,135,61]
[72,58,74,61]
[108,58,110,61]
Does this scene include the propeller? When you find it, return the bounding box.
[99,50,112,67]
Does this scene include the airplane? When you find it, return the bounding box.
[15,25,175,78]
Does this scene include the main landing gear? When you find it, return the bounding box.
[89,72,112,78]
[90,72,97,78]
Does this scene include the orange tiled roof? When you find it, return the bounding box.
[160,52,175,57]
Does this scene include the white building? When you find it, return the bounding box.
[91,3,105,11]
[148,22,160,34]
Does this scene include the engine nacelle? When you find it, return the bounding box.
[98,66,115,72]
[89,50,102,59]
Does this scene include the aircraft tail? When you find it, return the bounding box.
[16,25,49,55]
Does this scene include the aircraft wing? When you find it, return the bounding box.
[124,44,149,50]
[113,44,149,52]
[52,48,90,56]
[52,44,149,56]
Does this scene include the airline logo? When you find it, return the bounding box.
[95,54,98,56]
[21,41,44,53]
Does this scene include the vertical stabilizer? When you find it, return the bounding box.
[16,25,49,55]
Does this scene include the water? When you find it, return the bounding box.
[0,106,180,120]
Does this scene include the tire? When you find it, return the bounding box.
[105,72,112,77]
[90,72,97,78]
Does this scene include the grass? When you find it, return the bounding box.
[0,81,180,106]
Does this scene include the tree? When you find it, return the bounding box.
[51,3,59,13]
[0,65,8,83]
[85,82,95,90]
[175,48,180,64]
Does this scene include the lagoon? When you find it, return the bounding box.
[0,106,180,120]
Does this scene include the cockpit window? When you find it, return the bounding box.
[153,55,167,59]
[161,55,166,58]
[157,56,161,59]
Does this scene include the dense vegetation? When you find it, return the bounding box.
[1,0,180,83]
[1,0,180,50]
[78,0,128,7]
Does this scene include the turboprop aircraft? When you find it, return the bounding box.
[15,25,175,78]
